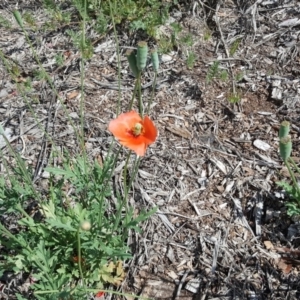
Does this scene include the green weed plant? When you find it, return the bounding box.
[227,91,241,104]
[229,38,241,56]
[0,15,11,28]
[0,3,160,299]
[206,61,221,83]
[277,121,300,216]
[186,51,196,69]
[41,0,170,37]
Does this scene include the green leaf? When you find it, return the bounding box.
[15,255,25,270]
[18,216,36,227]
[130,20,146,31]
[16,294,28,300]
[286,201,300,216]
[276,181,293,193]
[45,167,75,179]
[41,201,56,219]
[13,10,24,29]
[45,218,77,232]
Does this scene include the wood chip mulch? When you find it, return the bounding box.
[1,0,300,299]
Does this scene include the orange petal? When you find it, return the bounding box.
[108,119,130,140]
[120,138,147,156]
[108,111,157,156]
[143,115,158,144]
[114,111,141,127]
[108,111,142,140]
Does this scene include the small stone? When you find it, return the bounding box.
[0,89,8,98]
[69,112,79,119]
[0,128,12,148]
[161,53,174,63]
[272,80,281,87]
[271,87,282,100]
[274,191,285,199]
[41,171,50,179]
[253,139,271,151]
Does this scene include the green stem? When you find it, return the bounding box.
[113,152,131,231]
[109,0,122,115]
[285,159,300,202]
[128,77,140,111]
[122,155,140,242]
[77,228,87,294]
[128,157,141,192]
[16,203,32,218]
[0,134,39,200]
[0,222,28,248]
[289,157,300,175]
[79,0,89,206]
[146,71,157,115]
[98,146,121,226]
[137,72,143,117]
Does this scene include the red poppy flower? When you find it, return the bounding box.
[108,111,157,156]
[95,291,105,297]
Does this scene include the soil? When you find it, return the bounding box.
[1,0,300,299]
